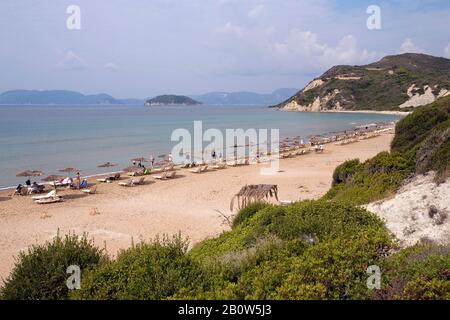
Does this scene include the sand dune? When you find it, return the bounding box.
[0,133,393,280]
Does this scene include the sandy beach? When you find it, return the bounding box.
[0,132,394,281]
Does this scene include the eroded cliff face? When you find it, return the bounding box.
[276,53,450,112]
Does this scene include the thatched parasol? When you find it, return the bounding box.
[16,170,43,178]
[123,166,144,173]
[131,157,148,163]
[42,175,65,182]
[59,167,78,176]
[98,162,117,168]
[230,184,278,211]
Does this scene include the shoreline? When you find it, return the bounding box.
[0,132,394,280]
[0,122,397,191]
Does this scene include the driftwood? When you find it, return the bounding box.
[230,184,278,211]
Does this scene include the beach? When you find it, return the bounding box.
[0,131,394,281]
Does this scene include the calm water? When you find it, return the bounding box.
[0,104,400,188]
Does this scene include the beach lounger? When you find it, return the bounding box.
[226,161,237,167]
[97,173,120,183]
[82,185,97,194]
[189,167,202,173]
[35,197,63,204]
[32,190,57,200]
[154,171,176,180]
[280,200,296,206]
[189,165,208,173]
[118,180,134,187]
[134,177,145,185]
[212,163,227,170]
[154,172,168,180]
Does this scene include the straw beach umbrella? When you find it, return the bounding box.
[98,162,117,168]
[123,166,143,173]
[59,167,78,176]
[16,170,43,178]
[230,184,279,211]
[131,157,148,163]
[42,175,65,182]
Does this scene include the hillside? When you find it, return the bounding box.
[0,90,122,105]
[145,95,201,106]
[275,53,450,112]
[190,88,298,105]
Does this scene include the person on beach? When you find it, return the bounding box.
[75,172,81,189]
[149,155,155,168]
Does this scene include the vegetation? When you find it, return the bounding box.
[145,95,201,106]
[326,95,450,203]
[374,244,450,300]
[0,233,105,300]
[72,234,203,300]
[276,53,450,111]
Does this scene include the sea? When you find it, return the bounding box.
[0,104,400,189]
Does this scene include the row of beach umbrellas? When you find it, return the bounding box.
[15,158,152,183]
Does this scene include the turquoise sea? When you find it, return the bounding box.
[0,104,400,188]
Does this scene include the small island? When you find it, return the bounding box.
[145,95,202,106]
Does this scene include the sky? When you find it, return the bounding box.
[0,0,450,98]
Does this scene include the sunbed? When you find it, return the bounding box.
[82,185,97,194]
[118,180,134,187]
[212,163,227,170]
[35,197,63,204]
[134,177,146,185]
[32,190,57,200]
[189,165,208,173]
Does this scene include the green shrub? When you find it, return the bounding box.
[0,233,105,300]
[72,234,203,300]
[415,123,450,182]
[374,244,450,300]
[324,152,413,205]
[232,202,269,228]
[184,200,393,300]
[391,96,450,153]
[332,159,362,186]
[275,228,392,299]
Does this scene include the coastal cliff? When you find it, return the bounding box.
[275,53,450,112]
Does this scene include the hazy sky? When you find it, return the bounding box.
[1,0,450,98]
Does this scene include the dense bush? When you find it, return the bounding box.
[391,96,450,153]
[374,244,450,300]
[232,202,269,228]
[332,159,362,186]
[324,151,413,205]
[72,235,203,300]
[0,233,105,300]
[415,123,450,182]
[182,200,394,299]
